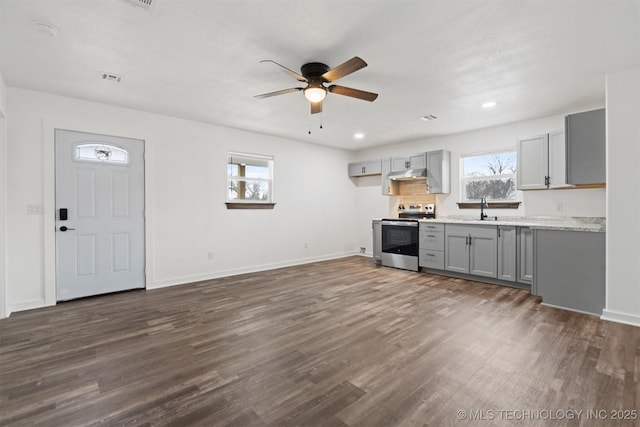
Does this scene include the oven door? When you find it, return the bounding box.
[381,221,419,256]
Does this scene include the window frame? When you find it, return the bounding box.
[226,151,275,209]
[459,149,520,204]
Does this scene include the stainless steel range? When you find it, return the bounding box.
[381,219,419,271]
[398,203,435,220]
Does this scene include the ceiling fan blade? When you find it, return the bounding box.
[254,87,303,99]
[328,85,378,102]
[321,57,367,82]
[260,60,307,82]
[310,101,323,114]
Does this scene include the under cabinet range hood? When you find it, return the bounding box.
[386,167,427,180]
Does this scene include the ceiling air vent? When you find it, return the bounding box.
[419,115,438,121]
[101,72,123,83]
[123,0,152,9]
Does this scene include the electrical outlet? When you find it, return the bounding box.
[208,252,214,260]
[556,203,563,212]
[360,247,366,254]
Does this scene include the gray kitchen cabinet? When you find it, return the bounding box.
[349,159,382,177]
[390,153,426,172]
[372,220,382,263]
[547,129,569,188]
[566,108,606,185]
[517,130,570,190]
[419,222,445,269]
[517,134,547,190]
[381,158,396,195]
[497,226,517,282]
[426,150,451,194]
[445,224,498,278]
[517,227,534,284]
[534,229,605,315]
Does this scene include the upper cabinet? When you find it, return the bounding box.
[390,153,426,172]
[517,108,606,191]
[426,150,451,194]
[517,130,570,190]
[348,159,382,177]
[517,134,550,190]
[381,158,394,195]
[547,129,569,188]
[566,108,606,185]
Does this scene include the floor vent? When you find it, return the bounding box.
[123,0,152,9]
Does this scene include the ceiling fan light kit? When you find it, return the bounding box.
[303,83,327,102]
[256,56,378,114]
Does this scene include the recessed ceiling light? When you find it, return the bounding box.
[419,115,438,121]
[354,133,365,139]
[482,101,497,108]
[33,22,58,38]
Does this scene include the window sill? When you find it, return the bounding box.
[225,202,276,210]
[457,201,521,209]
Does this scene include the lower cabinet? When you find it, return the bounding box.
[517,227,534,284]
[444,224,498,278]
[497,226,517,282]
[372,220,382,263]
[534,229,605,315]
[485,225,534,285]
[419,222,444,269]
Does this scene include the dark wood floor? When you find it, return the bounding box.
[1,256,638,426]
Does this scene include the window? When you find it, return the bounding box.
[227,152,274,207]
[75,143,128,164]
[461,150,517,201]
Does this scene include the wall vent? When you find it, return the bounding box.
[101,72,123,83]
[123,0,152,9]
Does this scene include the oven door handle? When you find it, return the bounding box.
[381,221,418,227]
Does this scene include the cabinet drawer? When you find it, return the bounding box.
[419,230,444,250]
[419,222,444,233]
[419,249,445,270]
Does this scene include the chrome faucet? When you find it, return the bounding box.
[480,197,489,220]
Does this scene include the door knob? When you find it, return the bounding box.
[59,226,75,232]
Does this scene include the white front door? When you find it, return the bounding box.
[55,129,145,301]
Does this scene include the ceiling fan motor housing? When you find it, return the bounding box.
[301,62,330,79]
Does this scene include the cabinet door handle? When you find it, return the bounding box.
[427,234,435,238]
[498,228,501,238]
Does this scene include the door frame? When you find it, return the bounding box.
[0,112,6,318]
[43,119,151,307]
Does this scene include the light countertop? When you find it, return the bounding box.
[416,216,605,232]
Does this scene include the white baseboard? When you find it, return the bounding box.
[601,309,640,327]
[8,298,47,315]
[148,252,359,290]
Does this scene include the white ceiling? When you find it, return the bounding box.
[1,0,638,150]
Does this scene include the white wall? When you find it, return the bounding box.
[0,72,6,319]
[603,68,640,327]
[351,113,606,252]
[5,87,359,314]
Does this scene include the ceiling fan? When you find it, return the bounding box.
[254,56,378,114]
